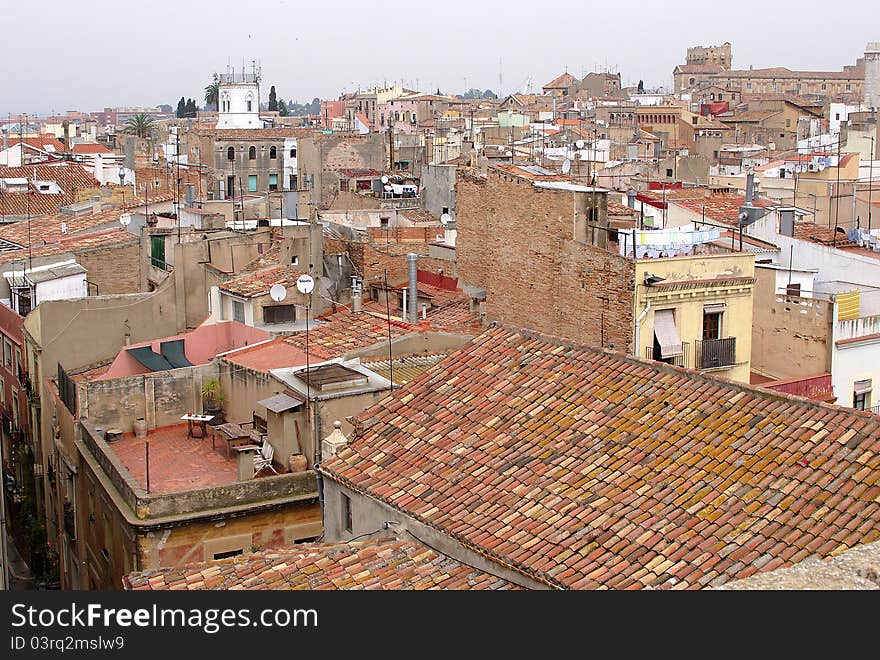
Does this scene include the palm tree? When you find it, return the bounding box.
[123,113,155,139]
[205,75,220,110]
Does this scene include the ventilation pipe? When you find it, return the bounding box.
[627,188,637,209]
[1,128,7,151]
[745,172,755,204]
[406,253,418,324]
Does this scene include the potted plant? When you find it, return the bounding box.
[201,377,224,423]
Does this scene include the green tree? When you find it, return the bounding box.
[123,113,155,138]
[176,97,185,118]
[268,85,278,112]
[185,98,198,117]
[204,74,220,110]
[278,99,289,117]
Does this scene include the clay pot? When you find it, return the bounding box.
[289,454,308,473]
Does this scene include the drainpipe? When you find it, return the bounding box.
[406,253,418,324]
[633,298,651,358]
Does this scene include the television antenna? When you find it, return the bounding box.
[269,283,287,302]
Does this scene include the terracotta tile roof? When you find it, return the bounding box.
[219,265,305,298]
[543,72,578,90]
[0,163,100,217]
[3,135,67,154]
[239,242,283,274]
[792,222,858,248]
[222,337,320,373]
[321,325,880,590]
[0,205,126,245]
[340,168,381,178]
[362,353,450,386]
[283,307,420,360]
[194,127,305,139]
[70,142,113,154]
[608,201,639,217]
[673,195,776,226]
[125,538,519,590]
[722,67,863,80]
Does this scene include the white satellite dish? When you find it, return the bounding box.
[381,175,389,184]
[440,213,452,225]
[269,283,287,302]
[562,159,571,174]
[119,213,132,226]
[296,274,315,295]
[474,127,481,134]
[575,139,585,149]
[384,184,393,192]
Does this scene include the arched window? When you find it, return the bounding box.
[220,93,230,113]
[227,146,235,161]
[289,147,296,158]
[269,146,277,159]
[246,94,253,112]
[248,146,256,160]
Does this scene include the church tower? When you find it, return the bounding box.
[216,62,261,129]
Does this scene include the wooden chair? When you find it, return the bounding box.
[254,441,277,475]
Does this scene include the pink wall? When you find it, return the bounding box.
[99,321,269,380]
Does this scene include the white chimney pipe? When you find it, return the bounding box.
[406,253,418,324]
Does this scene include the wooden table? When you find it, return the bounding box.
[181,414,214,439]
[211,422,252,458]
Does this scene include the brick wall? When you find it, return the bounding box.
[456,171,634,349]
[76,241,140,294]
[363,242,455,285]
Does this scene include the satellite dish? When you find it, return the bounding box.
[384,184,393,192]
[296,274,315,295]
[381,175,389,184]
[474,127,481,134]
[562,159,571,174]
[440,213,452,225]
[119,213,131,226]
[575,139,585,149]
[269,283,287,302]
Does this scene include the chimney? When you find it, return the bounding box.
[626,188,637,209]
[321,421,349,459]
[62,120,70,148]
[1,128,7,151]
[352,290,362,313]
[745,172,755,204]
[185,183,195,208]
[406,253,418,324]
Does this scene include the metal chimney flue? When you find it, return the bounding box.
[406,253,418,324]
[745,172,755,204]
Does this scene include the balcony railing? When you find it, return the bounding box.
[644,342,690,368]
[695,337,737,370]
[870,404,880,416]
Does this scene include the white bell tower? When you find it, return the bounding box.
[216,62,261,129]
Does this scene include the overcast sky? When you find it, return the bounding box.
[2,0,877,116]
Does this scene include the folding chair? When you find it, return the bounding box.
[254,441,277,475]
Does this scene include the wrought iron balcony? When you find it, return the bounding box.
[695,337,736,370]
[644,342,690,368]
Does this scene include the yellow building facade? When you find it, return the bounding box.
[634,252,755,383]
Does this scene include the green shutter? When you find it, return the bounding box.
[150,236,165,269]
[248,175,258,192]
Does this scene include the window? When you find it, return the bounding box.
[835,113,840,121]
[269,146,277,159]
[269,173,278,191]
[821,83,827,91]
[227,146,234,161]
[846,84,852,91]
[702,308,722,340]
[291,256,299,266]
[289,147,296,158]
[14,347,21,377]
[853,379,872,410]
[263,304,296,324]
[4,338,12,369]
[246,97,253,112]
[342,493,352,532]
[248,146,256,160]
[652,309,683,362]
[213,549,244,560]
[248,174,258,192]
[150,236,166,269]
[785,283,802,298]
[11,389,18,427]
[0,376,5,406]
[232,300,245,323]
[666,168,673,177]
[747,82,752,90]
[786,118,791,128]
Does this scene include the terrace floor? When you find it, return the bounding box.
[110,423,239,494]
